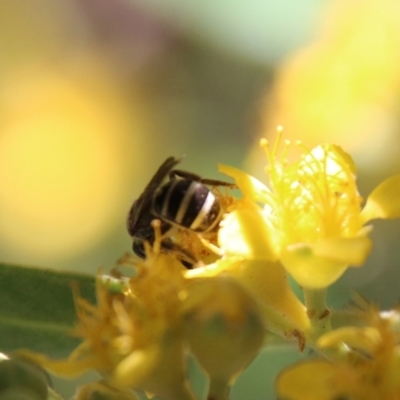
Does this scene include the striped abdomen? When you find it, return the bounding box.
[152,179,223,233]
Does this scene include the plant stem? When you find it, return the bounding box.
[303,288,331,345]
[303,289,362,361]
[207,378,231,400]
[170,383,200,400]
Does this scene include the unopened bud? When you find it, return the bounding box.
[183,277,265,398]
[0,354,49,400]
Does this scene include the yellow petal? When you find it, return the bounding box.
[112,346,159,389]
[361,174,400,222]
[280,245,349,289]
[221,258,310,332]
[275,359,343,400]
[329,145,357,175]
[184,260,228,278]
[218,206,277,260]
[312,235,372,266]
[318,327,381,354]
[218,163,271,203]
[14,349,101,378]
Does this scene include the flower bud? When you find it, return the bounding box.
[110,332,196,400]
[0,354,49,400]
[182,277,265,398]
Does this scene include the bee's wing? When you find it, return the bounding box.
[127,157,182,234]
[143,156,182,197]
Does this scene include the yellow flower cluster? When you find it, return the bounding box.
[16,136,400,400]
[18,236,264,400]
[276,308,400,400]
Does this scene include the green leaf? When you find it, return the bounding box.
[0,263,95,358]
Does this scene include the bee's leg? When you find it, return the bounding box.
[170,169,235,188]
[144,157,182,195]
[169,169,202,181]
[133,237,195,269]
[198,178,236,188]
[160,238,197,269]
[132,238,151,259]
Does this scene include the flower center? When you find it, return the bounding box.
[261,137,363,245]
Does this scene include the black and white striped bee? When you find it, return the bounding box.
[127,157,233,268]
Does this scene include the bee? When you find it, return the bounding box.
[127,157,233,268]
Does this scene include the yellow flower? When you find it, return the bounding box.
[276,308,400,400]
[17,231,268,400]
[219,136,400,289]
[18,249,197,400]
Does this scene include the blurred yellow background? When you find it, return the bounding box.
[0,0,322,272]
